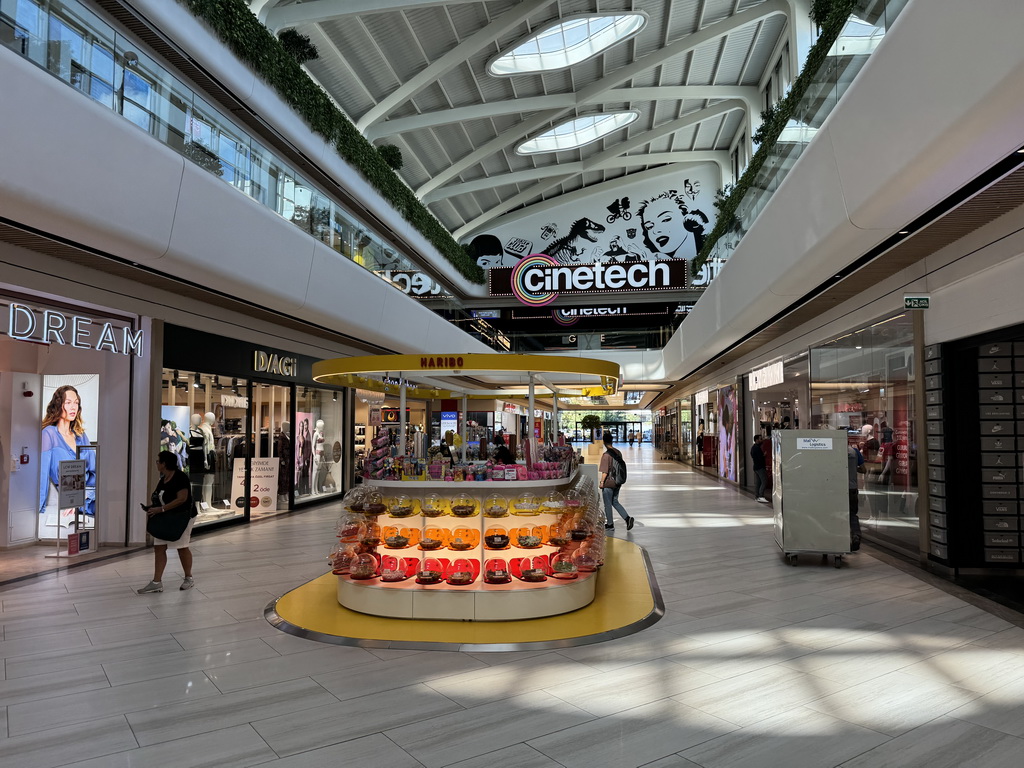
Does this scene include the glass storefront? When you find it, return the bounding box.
[162,325,346,526]
[810,313,918,550]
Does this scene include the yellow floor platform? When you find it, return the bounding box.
[265,538,664,651]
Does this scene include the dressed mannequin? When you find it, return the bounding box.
[312,419,327,494]
[277,421,292,501]
[201,412,216,508]
[187,414,209,475]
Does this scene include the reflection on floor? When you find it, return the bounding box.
[1,443,1023,768]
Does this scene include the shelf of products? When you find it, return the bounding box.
[328,470,604,620]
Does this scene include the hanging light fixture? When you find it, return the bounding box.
[193,372,201,389]
[231,377,239,395]
[171,369,179,385]
[332,391,337,402]
[214,375,222,390]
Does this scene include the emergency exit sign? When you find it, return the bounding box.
[904,295,930,309]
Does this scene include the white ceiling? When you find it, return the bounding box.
[253,0,790,244]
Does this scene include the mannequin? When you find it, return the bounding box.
[312,419,326,494]
[187,414,208,475]
[201,412,216,508]
[277,420,292,501]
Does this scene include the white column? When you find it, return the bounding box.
[528,375,535,444]
[460,394,468,462]
[399,381,407,456]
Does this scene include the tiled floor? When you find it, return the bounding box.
[2,446,1024,767]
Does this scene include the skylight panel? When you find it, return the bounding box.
[488,13,648,76]
[516,112,639,155]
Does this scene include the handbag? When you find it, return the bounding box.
[146,503,194,541]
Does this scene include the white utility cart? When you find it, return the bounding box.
[772,430,851,568]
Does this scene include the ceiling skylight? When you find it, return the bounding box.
[488,13,648,76]
[517,111,639,155]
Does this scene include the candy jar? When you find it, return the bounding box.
[483,557,511,584]
[450,491,478,518]
[483,493,508,518]
[448,526,478,551]
[388,494,416,518]
[446,558,476,586]
[348,553,378,580]
[419,526,446,551]
[365,490,388,516]
[512,492,540,516]
[342,486,367,513]
[336,511,363,543]
[550,551,579,580]
[483,525,510,550]
[572,544,601,573]
[421,493,448,518]
[541,490,566,514]
[546,521,570,547]
[359,520,382,547]
[416,557,444,585]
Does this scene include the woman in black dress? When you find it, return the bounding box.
[137,451,197,593]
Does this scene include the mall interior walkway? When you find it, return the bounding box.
[2,446,1024,768]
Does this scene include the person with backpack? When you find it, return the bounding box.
[599,431,634,531]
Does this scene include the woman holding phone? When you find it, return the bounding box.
[137,450,197,593]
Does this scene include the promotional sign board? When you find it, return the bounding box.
[58,460,86,508]
[231,458,280,512]
[441,411,458,436]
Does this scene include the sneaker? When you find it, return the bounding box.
[604,524,615,530]
[180,577,195,591]
[851,535,862,552]
[756,497,769,503]
[137,580,163,594]
[626,516,635,531]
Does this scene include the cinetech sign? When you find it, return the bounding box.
[489,255,687,307]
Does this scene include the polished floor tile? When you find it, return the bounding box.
[0,445,1020,767]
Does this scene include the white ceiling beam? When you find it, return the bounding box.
[424,151,728,202]
[354,0,557,133]
[265,0,482,31]
[451,101,741,239]
[365,86,760,140]
[416,0,788,199]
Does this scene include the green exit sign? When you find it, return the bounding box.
[904,295,930,310]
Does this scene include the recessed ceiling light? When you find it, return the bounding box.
[898,230,909,234]
[517,111,639,155]
[488,13,648,76]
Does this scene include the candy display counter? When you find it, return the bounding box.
[329,473,604,620]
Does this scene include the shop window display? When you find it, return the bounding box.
[294,386,344,503]
[161,368,247,526]
[810,314,919,550]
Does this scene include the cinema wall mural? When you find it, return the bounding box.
[466,165,721,286]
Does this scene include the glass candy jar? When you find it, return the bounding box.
[388,494,416,518]
[546,521,570,547]
[570,515,593,541]
[365,491,388,516]
[416,557,444,585]
[541,490,566,514]
[446,558,475,586]
[342,486,368,513]
[448,526,477,551]
[348,553,378,580]
[550,551,579,579]
[450,491,478,518]
[483,525,510,550]
[572,544,600,572]
[482,493,509,518]
[421,493,448,518]
[483,557,511,584]
[336,511,363,543]
[359,520,382,548]
[512,493,540,516]
[419,526,446,551]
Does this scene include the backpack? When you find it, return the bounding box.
[608,448,627,486]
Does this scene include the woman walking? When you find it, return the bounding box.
[137,450,197,593]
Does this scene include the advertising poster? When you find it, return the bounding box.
[441,411,458,437]
[39,374,99,540]
[231,457,280,512]
[294,411,314,497]
[718,385,738,482]
[58,460,86,508]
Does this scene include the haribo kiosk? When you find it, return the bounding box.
[313,353,621,621]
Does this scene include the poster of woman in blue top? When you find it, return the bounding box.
[39,384,96,528]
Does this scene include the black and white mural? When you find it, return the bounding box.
[467,168,719,281]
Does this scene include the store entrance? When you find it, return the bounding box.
[252,380,292,519]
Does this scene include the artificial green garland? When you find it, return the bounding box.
[177,0,485,284]
[695,0,858,271]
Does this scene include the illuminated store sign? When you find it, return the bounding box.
[7,303,143,356]
[489,255,686,307]
[377,270,443,297]
[253,350,297,377]
[749,361,784,391]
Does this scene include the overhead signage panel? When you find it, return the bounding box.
[489,256,687,306]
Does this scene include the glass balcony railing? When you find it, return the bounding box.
[704,0,909,266]
[0,0,456,304]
